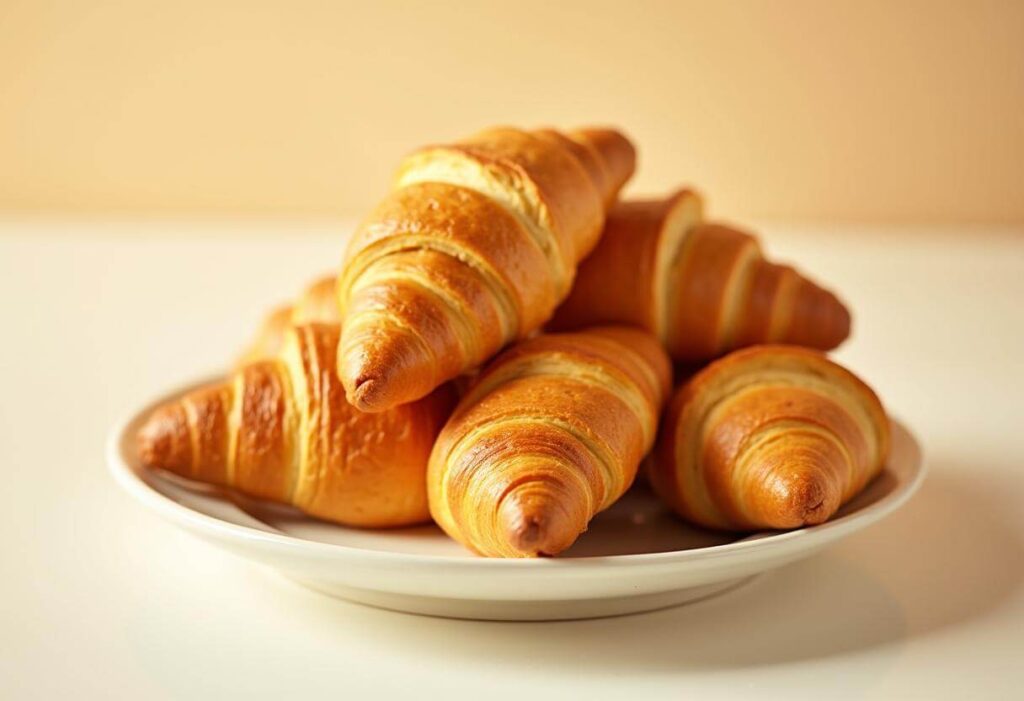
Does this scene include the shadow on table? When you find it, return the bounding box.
[275,463,1022,672]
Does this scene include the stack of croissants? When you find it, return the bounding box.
[138,125,890,558]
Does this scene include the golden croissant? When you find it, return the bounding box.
[137,323,455,528]
[428,326,671,557]
[650,345,889,531]
[337,126,637,413]
[549,190,851,361]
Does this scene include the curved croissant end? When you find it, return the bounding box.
[650,345,889,531]
[138,323,455,528]
[428,326,671,558]
[548,190,852,361]
[337,126,637,412]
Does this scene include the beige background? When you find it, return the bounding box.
[1,0,1021,225]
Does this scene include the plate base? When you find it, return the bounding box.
[110,381,924,625]
[289,575,758,621]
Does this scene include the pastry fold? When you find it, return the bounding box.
[337,126,636,412]
[138,323,454,527]
[650,345,889,530]
[428,326,671,557]
[550,190,851,361]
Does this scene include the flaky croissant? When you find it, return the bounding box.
[549,190,851,361]
[238,274,338,364]
[428,326,671,557]
[138,323,455,528]
[337,126,637,413]
[650,345,889,531]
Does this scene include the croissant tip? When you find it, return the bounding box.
[792,481,828,524]
[506,514,548,554]
[793,278,854,351]
[135,421,161,467]
[816,287,852,350]
[834,299,853,347]
[349,375,408,414]
[338,327,437,413]
[135,408,187,473]
[497,490,578,557]
[765,471,839,528]
[347,377,380,412]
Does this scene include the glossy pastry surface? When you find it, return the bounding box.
[337,126,636,412]
[139,323,454,527]
[549,190,851,360]
[428,326,671,557]
[650,345,889,530]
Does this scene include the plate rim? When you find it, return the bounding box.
[108,374,926,570]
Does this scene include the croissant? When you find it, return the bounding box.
[238,274,338,364]
[548,190,852,361]
[428,326,671,557]
[650,345,889,531]
[337,126,637,413]
[137,323,455,527]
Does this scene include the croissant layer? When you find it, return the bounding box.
[428,326,671,557]
[650,345,889,531]
[549,190,851,361]
[338,126,637,412]
[138,323,455,527]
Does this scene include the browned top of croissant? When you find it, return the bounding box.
[652,344,889,530]
[337,126,636,412]
[390,126,636,298]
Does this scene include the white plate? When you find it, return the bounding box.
[108,376,925,621]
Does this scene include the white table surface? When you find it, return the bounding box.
[0,218,1021,700]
